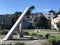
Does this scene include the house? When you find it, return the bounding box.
[44,10,56,29]
[51,14,60,30]
[45,10,55,20]
[45,10,60,30]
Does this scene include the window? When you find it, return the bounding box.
[48,17,50,18]
[48,14,51,15]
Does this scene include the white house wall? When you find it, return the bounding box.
[51,15,60,30]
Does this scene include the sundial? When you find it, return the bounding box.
[3,6,35,40]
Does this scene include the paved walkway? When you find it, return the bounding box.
[46,32,60,34]
[0,35,47,45]
[0,39,47,45]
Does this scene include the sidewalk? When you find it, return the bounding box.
[46,32,60,34]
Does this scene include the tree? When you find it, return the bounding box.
[49,10,55,14]
[47,20,51,29]
[34,15,48,29]
[49,10,56,18]
[57,21,60,32]
[33,15,48,33]
[12,11,22,25]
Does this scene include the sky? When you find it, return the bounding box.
[0,0,60,14]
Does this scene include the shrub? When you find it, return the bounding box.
[48,37,55,43]
[23,32,30,36]
[0,30,8,35]
[48,35,56,39]
[14,32,17,35]
[38,35,43,37]
[45,33,50,39]
[57,21,60,32]
[31,33,37,36]
[15,42,25,45]
[48,35,56,45]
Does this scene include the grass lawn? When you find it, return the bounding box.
[54,34,60,40]
[23,29,59,35]
[0,29,60,45]
[0,29,60,40]
[23,29,60,40]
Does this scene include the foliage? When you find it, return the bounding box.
[0,30,8,35]
[48,36,60,45]
[0,30,17,35]
[13,32,17,35]
[31,33,37,36]
[28,23,35,29]
[47,20,51,29]
[48,37,55,43]
[57,21,60,31]
[15,42,25,45]
[48,35,56,43]
[23,32,30,35]
[34,15,48,29]
[37,34,43,37]
[49,10,56,15]
[12,11,22,25]
[45,34,50,39]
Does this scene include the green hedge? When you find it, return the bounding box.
[48,35,56,43]
[23,32,30,35]
[37,35,43,37]
[31,33,37,36]
[0,30,8,35]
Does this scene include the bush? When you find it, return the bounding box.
[23,32,30,36]
[48,35,56,45]
[13,32,17,35]
[45,34,50,39]
[57,21,60,31]
[38,35,43,37]
[31,33,37,36]
[48,35,60,45]
[48,37,55,43]
[0,30,8,35]
[15,42,25,45]
[48,35,56,39]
